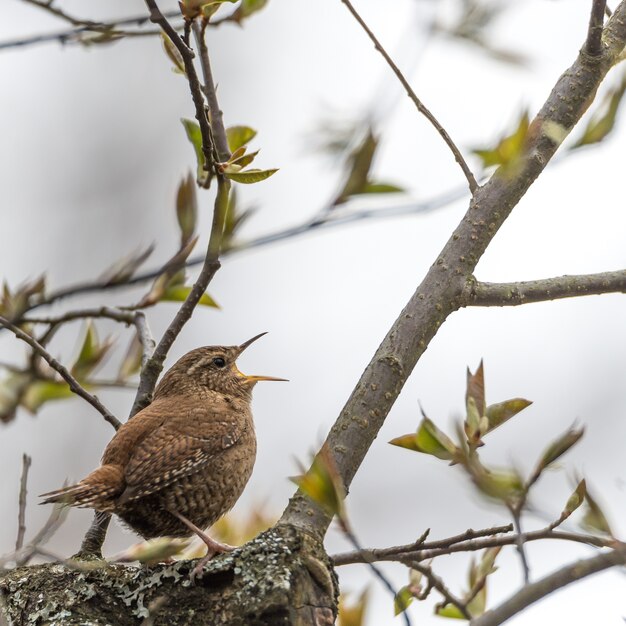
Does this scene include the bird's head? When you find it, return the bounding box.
[154,333,287,399]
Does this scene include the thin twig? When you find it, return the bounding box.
[133,311,156,370]
[507,505,530,583]
[129,9,231,415]
[465,270,626,307]
[470,547,626,626]
[15,454,32,552]
[410,562,471,620]
[338,0,478,194]
[0,7,183,51]
[192,20,231,161]
[144,0,216,187]
[332,524,512,565]
[2,501,68,568]
[130,179,229,415]
[0,188,466,323]
[332,526,611,566]
[587,0,608,55]
[0,316,121,430]
[340,522,412,626]
[22,306,136,326]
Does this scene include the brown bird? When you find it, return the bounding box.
[41,333,286,559]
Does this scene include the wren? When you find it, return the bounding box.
[41,333,286,559]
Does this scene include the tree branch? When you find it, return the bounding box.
[129,172,230,416]
[0,7,184,51]
[0,316,121,430]
[281,1,626,538]
[144,0,216,187]
[338,0,478,194]
[192,20,231,162]
[411,562,472,620]
[0,187,467,324]
[22,306,137,326]
[587,0,608,55]
[465,270,626,307]
[470,547,626,626]
[332,527,612,566]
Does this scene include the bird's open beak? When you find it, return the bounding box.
[234,332,288,384]
[237,332,269,353]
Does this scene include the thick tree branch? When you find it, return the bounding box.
[281,1,626,537]
[470,547,626,626]
[0,316,121,430]
[339,0,478,194]
[465,270,626,306]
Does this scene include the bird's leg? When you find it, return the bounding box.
[73,511,111,559]
[168,509,236,578]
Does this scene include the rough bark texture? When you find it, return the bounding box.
[0,525,337,626]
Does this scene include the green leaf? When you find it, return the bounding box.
[466,361,486,416]
[21,380,74,413]
[393,586,414,616]
[225,168,278,184]
[581,483,613,536]
[161,32,185,74]
[135,236,198,308]
[228,149,260,169]
[485,398,532,433]
[222,189,255,250]
[290,445,346,519]
[472,111,530,174]
[118,334,144,381]
[435,604,466,619]
[232,0,269,20]
[471,464,524,503]
[389,416,458,461]
[99,245,154,285]
[338,589,369,626]
[572,75,626,149]
[176,173,198,247]
[357,181,405,195]
[181,118,209,186]
[161,284,219,308]
[226,126,257,152]
[0,373,31,423]
[561,479,586,521]
[115,537,192,566]
[536,426,584,474]
[71,321,113,380]
[333,129,378,205]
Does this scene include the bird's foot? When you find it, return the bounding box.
[190,541,237,582]
[168,508,237,581]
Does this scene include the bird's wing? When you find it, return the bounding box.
[118,397,243,504]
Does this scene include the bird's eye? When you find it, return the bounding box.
[212,357,226,368]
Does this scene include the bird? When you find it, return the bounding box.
[40,332,286,562]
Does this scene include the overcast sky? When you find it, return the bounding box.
[1,1,626,624]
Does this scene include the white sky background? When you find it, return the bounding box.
[1,0,626,624]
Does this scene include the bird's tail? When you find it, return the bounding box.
[39,464,124,511]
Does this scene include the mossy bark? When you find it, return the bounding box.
[0,524,338,626]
